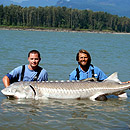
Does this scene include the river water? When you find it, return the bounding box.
[0,30,130,130]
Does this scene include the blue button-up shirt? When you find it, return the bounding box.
[6,64,48,83]
[69,65,107,81]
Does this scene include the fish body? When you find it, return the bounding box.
[1,72,130,100]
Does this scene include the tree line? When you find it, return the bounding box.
[0,4,130,32]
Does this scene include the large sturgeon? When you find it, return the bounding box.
[1,72,130,100]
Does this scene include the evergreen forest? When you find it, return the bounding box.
[0,4,130,32]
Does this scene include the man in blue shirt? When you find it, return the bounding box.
[2,50,48,88]
[69,49,130,100]
[69,49,107,81]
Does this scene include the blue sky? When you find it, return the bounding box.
[11,0,28,3]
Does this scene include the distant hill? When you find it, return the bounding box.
[0,0,58,7]
[0,0,130,18]
[21,0,58,7]
[56,0,130,18]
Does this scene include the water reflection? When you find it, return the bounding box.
[1,99,39,114]
[0,97,130,129]
[1,97,129,114]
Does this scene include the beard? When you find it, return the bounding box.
[78,60,90,71]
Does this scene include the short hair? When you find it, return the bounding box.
[28,50,41,59]
[76,49,91,64]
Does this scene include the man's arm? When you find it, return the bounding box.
[2,75,10,88]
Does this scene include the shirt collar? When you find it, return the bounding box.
[78,64,94,73]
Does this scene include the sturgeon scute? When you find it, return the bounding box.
[1,72,130,100]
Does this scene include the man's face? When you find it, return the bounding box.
[28,53,40,69]
[78,53,88,66]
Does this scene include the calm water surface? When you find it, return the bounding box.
[0,30,130,130]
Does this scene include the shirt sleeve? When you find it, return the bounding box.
[69,70,77,81]
[38,69,48,81]
[6,66,22,83]
[94,66,107,81]
[98,71,107,81]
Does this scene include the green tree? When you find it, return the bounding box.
[0,4,4,25]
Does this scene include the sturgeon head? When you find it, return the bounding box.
[1,82,37,99]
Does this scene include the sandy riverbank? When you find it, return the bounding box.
[0,26,130,34]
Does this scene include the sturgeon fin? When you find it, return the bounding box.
[103,72,122,84]
[89,92,105,101]
[118,92,128,98]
